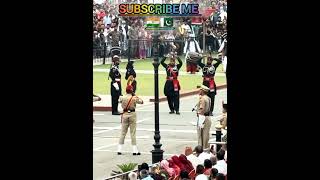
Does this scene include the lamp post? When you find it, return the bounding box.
[151,33,164,164]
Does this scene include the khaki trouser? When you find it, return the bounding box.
[119,112,137,145]
[197,117,212,149]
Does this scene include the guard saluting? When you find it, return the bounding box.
[161,52,183,115]
[109,55,122,115]
[197,54,222,116]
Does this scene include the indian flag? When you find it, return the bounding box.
[146,17,160,28]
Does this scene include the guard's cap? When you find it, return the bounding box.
[200,85,210,92]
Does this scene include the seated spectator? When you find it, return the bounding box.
[215,173,226,180]
[159,167,170,179]
[203,159,213,176]
[194,145,212,164]
[140,169,154,180]
[210,156,217,166]
[210,168,218,180]
[141,163,149,171]
[180,170,190,180]
[128,171,138,180]
[195,165,207,180]
[184,147,202,169]
[178,154,194,173]
[168,158,181,177]
[213,149,227,175]
[150,164,164,180]
[160,160,175,177]
[172,155,186,172]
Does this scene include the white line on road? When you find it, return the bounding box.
[94,127,216,134]
[93,118,151,135]
[93,149,176,156]
[93,135,150,139]
[94,143,118,151]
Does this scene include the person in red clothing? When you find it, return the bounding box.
[178,154,194,174]
[160,52,183,115]
[172,155,186,172]
[98,9,106,20]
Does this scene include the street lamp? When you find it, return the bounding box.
[151,32,164,163]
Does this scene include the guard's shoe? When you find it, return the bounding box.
[169,110,175,114]
[176,111,180,115]
[133,152,141,156]
[209,112,213,116]
[112,112,121,115]
[117,152,122,155]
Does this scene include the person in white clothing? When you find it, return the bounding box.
[194,145,214,165]
[195,164,207,180]
[185,146,202,169]
[213,149,227,175]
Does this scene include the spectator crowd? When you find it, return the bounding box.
[129,144,227,180]
[93,0,227,62]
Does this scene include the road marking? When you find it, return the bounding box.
[93,149,176,156]
[93,135,150,139]
[93,118,151,135]
[93,113,105,116]
[94,143,118,151]
[94,126,217,133]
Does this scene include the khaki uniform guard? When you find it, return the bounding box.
[196,85,212,149]
[117,85,143,155]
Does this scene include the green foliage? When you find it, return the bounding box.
[117,163,138,173]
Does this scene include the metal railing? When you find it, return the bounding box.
[93,36,222,65]
[105,163,159,180]
[105,169,138,180]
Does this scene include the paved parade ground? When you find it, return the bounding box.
[93,88,227,180]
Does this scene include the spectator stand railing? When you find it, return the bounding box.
[93,35,211,65]
[105,163,160,180]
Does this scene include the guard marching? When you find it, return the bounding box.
[197,54,222,115]
[117,85,144,155]
[109,55,122,115]
[196,85,212,149]
[160,52,183,115]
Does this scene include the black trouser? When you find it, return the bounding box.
[111,82,121,113]
[208,91,216,113]
[111,95,120,113]
[166,92,180,112]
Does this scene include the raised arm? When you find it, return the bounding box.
[197,57,205,69]
[176,57,183,70]
[160,57,168,69]
[213,58,222,69]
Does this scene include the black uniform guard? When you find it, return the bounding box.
[109,55,122,115]
[125,60,137,93]
[161,53,183,115]
[197,55,222,116]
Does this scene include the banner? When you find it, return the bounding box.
[191,17,202,25]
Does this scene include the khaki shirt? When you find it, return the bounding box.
[119,94,143,111]
[196,95,211,115]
